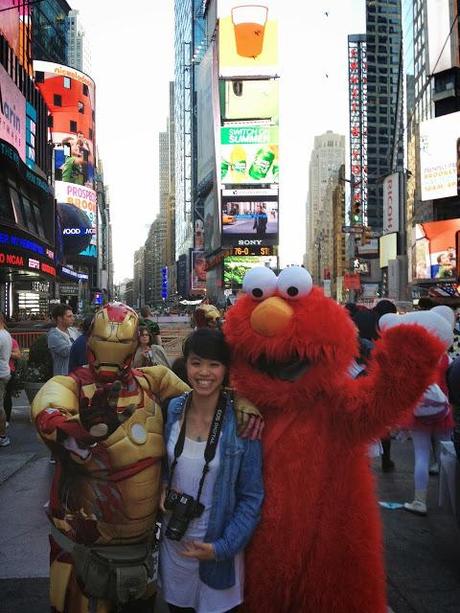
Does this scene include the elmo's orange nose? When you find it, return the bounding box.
[250,296,294,337]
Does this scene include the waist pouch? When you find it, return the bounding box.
[50,523,156,603]
[72,542,154,603]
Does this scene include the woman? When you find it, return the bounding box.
[133,326,170,368]
[159,328,264,613]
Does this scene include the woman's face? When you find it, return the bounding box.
[139,330,150,347]
[186,352,226,397]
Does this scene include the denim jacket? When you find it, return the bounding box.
[164,392,264,590]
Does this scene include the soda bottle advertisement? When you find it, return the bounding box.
[218,1,279,78]
[221,124,279,185]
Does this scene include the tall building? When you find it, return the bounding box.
[31,0,71,64]
[366,0,403,230]
[67,9,92,74]
[133,246,145,309]
[306,132,345,283]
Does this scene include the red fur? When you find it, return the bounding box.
[224,291,444,613]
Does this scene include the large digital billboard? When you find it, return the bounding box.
[221,197,278,245]
[191,250,207,292]
[419,112,460,201]
[34,61,97,258]
[379,233,397,268]
[223,255,278,288]
[412,219,460,280]
[221,79,279,121]
[0,61,26,162]
[218,1,279,78]
[221,124,278,185]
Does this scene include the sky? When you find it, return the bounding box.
[70,0,366,282]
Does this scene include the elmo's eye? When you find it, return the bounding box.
[277,267,313,300]
[242,267,277,301]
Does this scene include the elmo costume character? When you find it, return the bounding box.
[224,266,452,613]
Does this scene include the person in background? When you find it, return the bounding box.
[139,305,162,345]
[373,300,398,472]
[133,326,171,369]
[4,334,21,427]
[68,315,93,373]
[159,328,264,612]
[0,313,12,447]
[48,304,74,377]
[194,304,221,330]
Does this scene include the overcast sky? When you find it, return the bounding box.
[70,0,365,282]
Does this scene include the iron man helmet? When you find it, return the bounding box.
[87,302,139,382]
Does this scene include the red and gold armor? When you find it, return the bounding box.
[32,303,189,612]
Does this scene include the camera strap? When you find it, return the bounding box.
[168,392,227,507]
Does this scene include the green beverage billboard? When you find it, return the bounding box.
[221,124,279,185]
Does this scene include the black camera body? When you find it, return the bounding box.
[164,490,205,541]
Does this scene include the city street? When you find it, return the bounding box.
[1,394,460,612]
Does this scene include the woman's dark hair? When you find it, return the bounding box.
[373,299,397,319]
[183,328,231,367]
[138,325,153,346]
[171,356,189,384]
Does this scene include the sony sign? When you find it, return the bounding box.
[237,239,263,246]
[383,173,399,235]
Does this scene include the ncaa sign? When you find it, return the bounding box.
[383,173,399,235]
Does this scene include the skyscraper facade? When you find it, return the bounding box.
[366,0,403,230]
[31,0,71,64]
[306,131,345,282]
[67,9,92,74]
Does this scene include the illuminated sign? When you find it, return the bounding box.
[383,173,399,235]
[161,266,168,299]
[41,262,56,277]
[0,61,26,162]
[221,196,279,246]
[28,258,39,270]
[0,231,53,257]
[221,124,278,185]
[348,35,368,225]
[419,112,460,201]
[0,249,56,276]
[218,0,279,78]
[222,79,279,121]
[191,251,207,292]
[56,182,97,258]
[379,233,398,269]
[60,265,89,281]
[232,246,273,256]
[223,255,278,288]
[412,219,460,280]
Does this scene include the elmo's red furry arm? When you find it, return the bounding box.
[333,324,445,443]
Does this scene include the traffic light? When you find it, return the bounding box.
[351,195,361,224]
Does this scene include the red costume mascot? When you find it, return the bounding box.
[224,266,452,613]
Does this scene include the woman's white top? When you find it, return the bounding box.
[159,420,244,613]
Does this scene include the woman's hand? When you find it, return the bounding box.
[159,483,168,513]
[180,540,215,561]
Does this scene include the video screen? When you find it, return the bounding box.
[221,199,278,245]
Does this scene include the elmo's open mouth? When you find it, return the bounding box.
[250,353,311,382]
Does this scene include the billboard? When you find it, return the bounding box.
[412,219,460,280]
[221,124,278,185]
[382,173,399,235]
[379,233,397,268]
[223,255,278,288]
[34,61,97,258]
[221,197,278,245]
[419,112,460,201]
[34,61,96,189]
[197,45,216,184]
[221,79,279,121]
[0,1,20,54]
[218,1,279,78]
[56,183,97,258]
[426,0,459,75]
[191,250,207,292]
[0,61,26,162]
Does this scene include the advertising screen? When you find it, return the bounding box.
[34,61,97,258]
[56,183,97,258]
[221,197,278,245]
[221,79,279,121]
[204,188,221,253]
[221,124,278,185]
[382,173,399,235]
[218,0,279,78]
[223,255,278,288]
[427,0,459,74]
[197,45,216,184]
[191,250,207,292]
[379,233,397,268]
[412,219,460,280]
[0,61,26,162]
[419,112,460,201]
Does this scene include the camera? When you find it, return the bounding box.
[164,490,204,541]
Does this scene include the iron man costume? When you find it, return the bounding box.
[31,304,187,612]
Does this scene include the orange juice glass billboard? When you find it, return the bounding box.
[231,5,268,58]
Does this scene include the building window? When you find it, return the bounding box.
[53,94,62,106]
[82,84,89,96]
[70,120,78,132]
[8,185,25,227]
[35,71,44,83]
[0,180,14,222]
[89,128,93,140]
[78,102,84,114]
[63,77,71,89]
